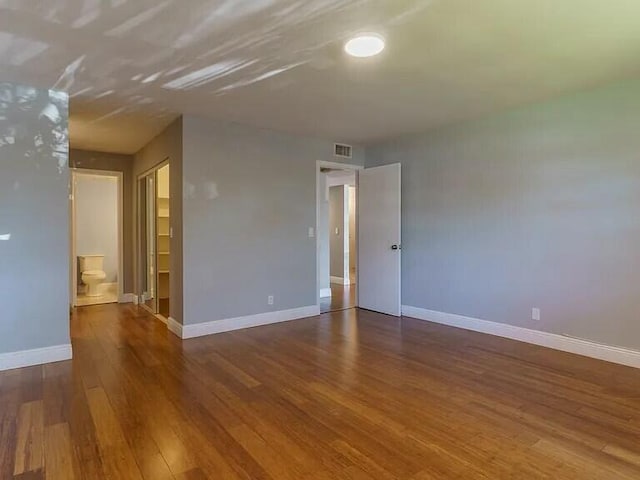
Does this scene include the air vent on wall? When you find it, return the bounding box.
[334,143,352,159]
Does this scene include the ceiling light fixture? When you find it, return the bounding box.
[344,33,385,58]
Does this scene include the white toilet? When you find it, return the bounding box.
[79,255,107,297]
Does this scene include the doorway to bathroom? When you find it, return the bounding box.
[70,169,124,307]
[137,162,171,320]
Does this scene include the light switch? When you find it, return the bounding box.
[335,227,340,235]
[308,227,315,238]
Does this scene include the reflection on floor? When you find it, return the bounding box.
[320,283,357,313]
[3,304,640,478]
[76,283,118,307]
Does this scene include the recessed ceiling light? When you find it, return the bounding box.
[344,34,385,58]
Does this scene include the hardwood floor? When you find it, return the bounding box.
[2,304,640,479]
[320,283,357,313]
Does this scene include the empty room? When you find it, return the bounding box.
[1,1,640,479]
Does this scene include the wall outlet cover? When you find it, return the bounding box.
[532,308,541,321]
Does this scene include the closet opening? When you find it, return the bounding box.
[137,162,171,320]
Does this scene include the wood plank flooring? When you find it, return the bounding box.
[320,284,357,313]
[1,304,640,479]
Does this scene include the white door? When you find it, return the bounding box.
[358,163,401,316]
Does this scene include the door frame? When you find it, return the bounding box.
[70,168,124,307]
[136,158,169,316]
[316,160,363,309]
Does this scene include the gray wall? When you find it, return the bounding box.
[134,117,183,322]
[182,116,363,325]
[70,149,134,292]
[366,78,640,351]
[75,175,118,283]
[0,82,70,353]
[329,185,346,279]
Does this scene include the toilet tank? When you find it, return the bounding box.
[78,255,104,272]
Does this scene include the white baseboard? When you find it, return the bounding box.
[119,293,138,304]
[0,344,73,372]
[320,288,332,298]
[167,317,182,338]
[402,306,640,369]
[330,276,350,286]
[180,305,321,340]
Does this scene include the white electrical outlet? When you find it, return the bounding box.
[532,308,541,321]
[268,295,274,306]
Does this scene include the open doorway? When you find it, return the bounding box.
[318,161,402,317]
[71,169,123,307]
[137,161,171,320]
[318,162,360,313]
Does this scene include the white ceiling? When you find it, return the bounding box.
[1,0,640,154]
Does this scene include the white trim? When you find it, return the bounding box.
[167,317,182,338]
[330,276,350,285]
[179,305,320,340]
[402,306,640,369]
[119,293,138,304]
[320,288,332,298]
[71,169,124,308]
[0,344,73,372]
